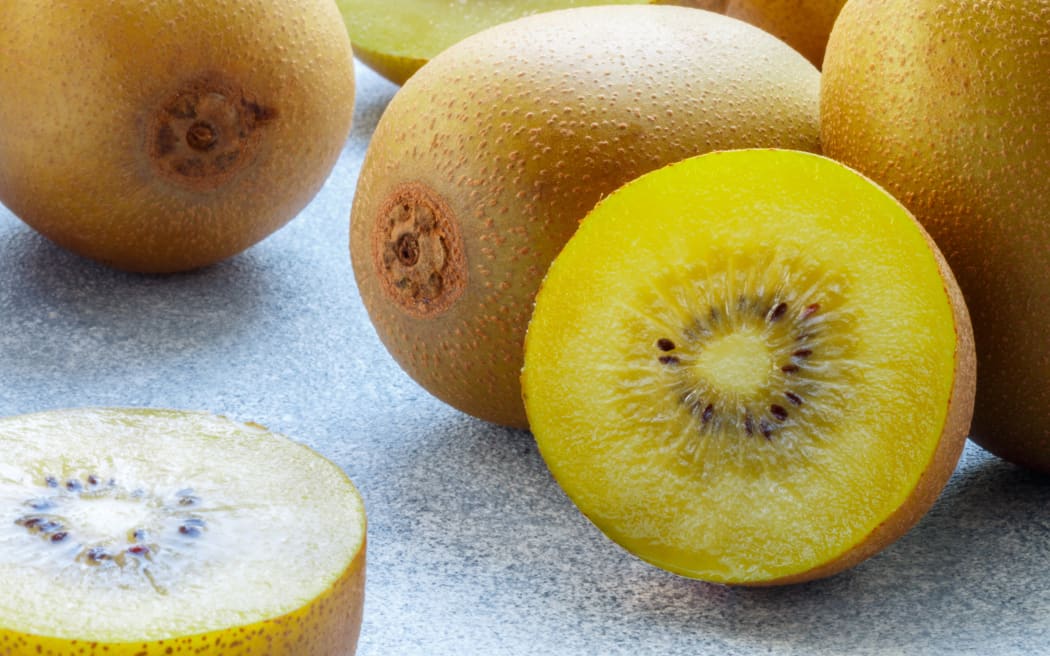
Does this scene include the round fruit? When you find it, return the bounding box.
[724,0,848,67]
[0,0,355,273]
[0,408,366,654]
[350,5,822,428]
[522,149,975,585]
[821,1,1050,471]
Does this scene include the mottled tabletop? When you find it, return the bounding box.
[2,62,1049,656]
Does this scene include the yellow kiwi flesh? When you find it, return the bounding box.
[0,408,366,654]
[820,1,1050,471]
[0,0,355,273]
[522,150,975,585]
[350,5,821,428]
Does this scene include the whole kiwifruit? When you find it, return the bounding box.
[350,5,821,427]
[821,0,1050,471]
[724,0,848,68]
[0,408,366,654]
[0,0,355,273]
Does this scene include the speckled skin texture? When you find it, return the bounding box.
[1,62,1049,656]
[0,0,355,273]
[821,1,1050,471]
[350,5,821,427]
[0,548,364,655]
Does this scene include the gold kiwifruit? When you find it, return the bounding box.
[350,5,822,427]
[0,408,366,654]
[723,0,848,68]
[821,0,1050,471]
[0,0,355,273]
[523,149,975,584]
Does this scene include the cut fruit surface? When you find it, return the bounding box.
[0,408,366,654]
[522,149,975,585]
[336,0,671,85]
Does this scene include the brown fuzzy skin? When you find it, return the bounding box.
[724,0,849,68]
[350,5,821,427]
[821,1,1050,471]
[0,0,355,273]
[758,233,976,586]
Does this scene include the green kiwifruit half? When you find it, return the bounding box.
[0,408,366,654]
[523,150,975,585]
[350,5,821,428]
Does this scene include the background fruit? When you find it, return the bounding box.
[821,0,1050,471]
[335,0,730,86]
[0,408,366,655]
[0,0,355,273]
[350,5,822,428]
[523,149,975,584]
[723,0,848,67]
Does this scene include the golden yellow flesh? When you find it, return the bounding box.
[523,150,959,583]
[0,408,366,651]
[337,0,673,84]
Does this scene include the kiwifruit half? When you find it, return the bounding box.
[350,5,821,428]
[0,0,355,273]
[522,149,975,585]
[335,0,730,86]
[821,1,1050,471]
[0,408,365,654]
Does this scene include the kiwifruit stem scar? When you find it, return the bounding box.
[186,121,218,151]
[147,74,276,190]
[372,182,466,318]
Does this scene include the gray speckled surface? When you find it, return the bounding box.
[2,62,1049,655]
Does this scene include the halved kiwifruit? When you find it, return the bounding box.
[0,408,365,654]
[522,149,975,585]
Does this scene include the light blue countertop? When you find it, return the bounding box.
[1,62,1048,656]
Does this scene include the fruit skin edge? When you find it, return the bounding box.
[521,149,977,586]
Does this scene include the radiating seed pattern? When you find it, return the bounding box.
[614,249,863,471]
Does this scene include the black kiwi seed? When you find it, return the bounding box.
[24,498,54,511]
[782,364,800,374]
[132,528,149,542]
[770,404,789,421]
[127,544,150,556]
[44,476,58,488]
[701,403,715,424]
[65,479,82,492]
[657,338,676,352]
[759,420,774,439]
[786,392,804,406]
[177,495,201,507]
[86,547,110,562]
[87,474,100,486]
[179,525,202,538]
[659,355,680,365]
[50,531,68,543]
[768,302,788,322]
